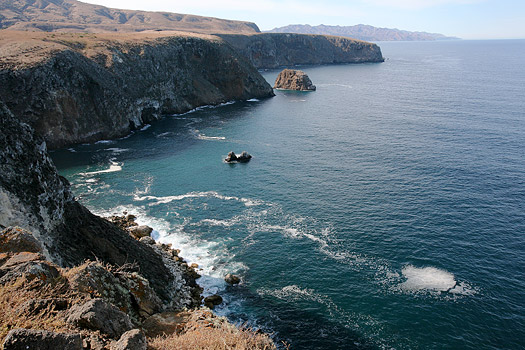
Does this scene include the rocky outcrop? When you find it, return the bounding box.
[274,69,316,91]
[0,31,274,149]
[218,33,384,69]
[225,151,252,163]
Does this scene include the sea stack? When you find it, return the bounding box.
[274,69,316,91]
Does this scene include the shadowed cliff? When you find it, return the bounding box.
[218,33,384,69]
[0,31,274,149]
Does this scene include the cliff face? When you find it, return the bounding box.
[0,102,198,305]
[218,33,384,69]
[0,31,274,149]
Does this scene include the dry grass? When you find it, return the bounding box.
[0,275,85,343]
[149,325,277,350]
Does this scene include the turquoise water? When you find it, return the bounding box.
[52,40,525,349]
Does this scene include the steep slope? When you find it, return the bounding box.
[268,24,458,41]
[219,33,384,69]
[0,0,260,34]
[0,102,201,305]
[0,31,274,149]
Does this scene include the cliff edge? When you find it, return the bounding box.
[0,31,274,149]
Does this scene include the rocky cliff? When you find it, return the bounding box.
[0,31,274,149]
[218,33,384,69]
[0,102,199,307]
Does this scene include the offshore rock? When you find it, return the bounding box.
[225,151,252,163]
[219,33,384,69]
[2,328,82,350]
[0,31,275,149]
[225,273,241,285]
[274,69,316,91]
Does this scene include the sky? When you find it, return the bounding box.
[81,0,525,39]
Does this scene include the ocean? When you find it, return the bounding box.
[51,39,525,349]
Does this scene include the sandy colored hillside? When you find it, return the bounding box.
[0,0,260,34]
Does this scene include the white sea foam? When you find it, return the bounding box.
[79,161,122,176]
[156,132,174,138]
[102,148,129,154]
[397,265,475,296]
[67,148,77,152]
[247,98,260,102]
[133,191,262,207]
[140,124,151,131]
[197,134,226,141]
[95,139,115,144]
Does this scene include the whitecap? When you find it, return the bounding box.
[133,191,261,207]
[102,148,129,154]
[67,148,77,152]
[247,98,260,102]
[95,139,115,144]
[79,161,122,176]
[196,134,226,141]
[397,265,475,296]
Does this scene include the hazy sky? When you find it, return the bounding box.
[82,0,525,39]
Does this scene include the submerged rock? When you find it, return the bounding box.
[274,69,316,91]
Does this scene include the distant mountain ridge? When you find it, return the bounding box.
[267,24,458,41]
[0,0,260,34]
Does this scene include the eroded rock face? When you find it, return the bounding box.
[274,69,316,91]
[0,33,275,149]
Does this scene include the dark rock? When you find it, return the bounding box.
[0,260,60,285]
[139,236,155,245]
[2,328,82,350]
[274,69,316,91]
[225,273,241,285]
[218,33,384,69]
[204,294,223,309]
[0,227,42,254]
[66,298,133,339]
[225,151,252,163]
[128,225,153,239]
[112,329,147,350]
[142,311,192,338]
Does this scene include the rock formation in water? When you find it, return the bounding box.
[0,31,274,149]
[274,69,316,91]
[218,33,384,69]
[0,0,260,34]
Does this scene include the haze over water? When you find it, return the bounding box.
[52,40,525,349]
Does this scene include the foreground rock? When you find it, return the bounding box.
[66,298,133,339]
[274,69,316,91]
[3,329,82,350]
[225,151,252,163]
[112,329,147,350]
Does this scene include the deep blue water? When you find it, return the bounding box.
[52,40,525,349]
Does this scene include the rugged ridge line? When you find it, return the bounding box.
[218,33,384,69]
[0,0,260,34]
[0,31,274,149]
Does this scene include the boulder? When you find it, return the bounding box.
[142,311,192,337]
[112,329,147,350]
[225,273,241,285]
[274,69,316,91]
[0,260,60,285]
[15,298,69,316]
[204,294,223,309]
[139,236,155,245]
[128,225,153,239]
[2,328,82,350]
[0,227,42,254]
[66,298,133,339]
